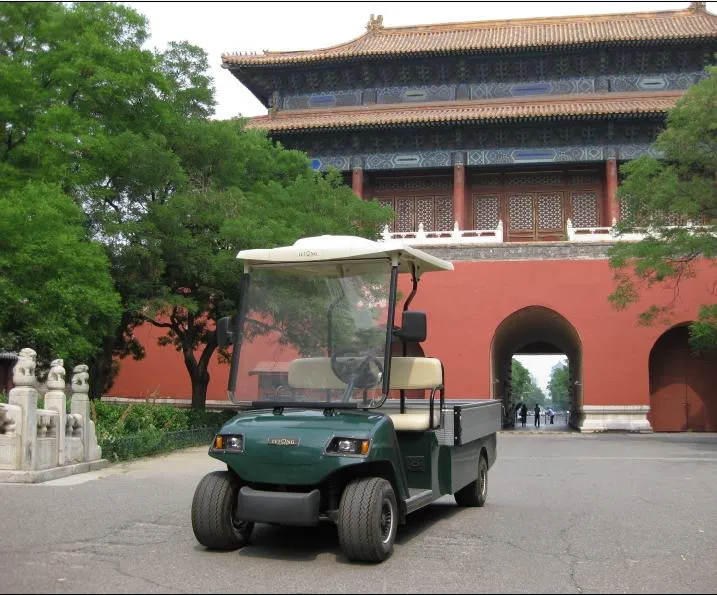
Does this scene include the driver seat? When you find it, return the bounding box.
[386,357,443,431]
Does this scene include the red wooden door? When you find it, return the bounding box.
[650,327,717,432]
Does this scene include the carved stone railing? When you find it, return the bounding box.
[380,221,504,246]
[380,219,708,246]
[567,219,712,243]
[0,349,105,481]
[566,218,648,242]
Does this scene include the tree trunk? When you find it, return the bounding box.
[190,371,210,410]
[183,339,217,410]
[88,335,116,399]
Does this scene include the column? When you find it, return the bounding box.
[606,159,619,225]
[352,167,364,199]
[452,157,466,230]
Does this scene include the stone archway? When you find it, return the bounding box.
[649,325,717,432]
[490,306,582,429]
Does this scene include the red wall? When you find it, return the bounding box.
[107,258,712,407]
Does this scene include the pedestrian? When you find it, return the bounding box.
[534,403,541,427]
[520,403,528,427]
[546,407,555,424]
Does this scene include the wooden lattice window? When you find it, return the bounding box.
[537,193,563,230]
[380,196,453,232]
[435,198,453,230]
[508,194,534,231]
[473,195,500,230]
[571,191,600,227]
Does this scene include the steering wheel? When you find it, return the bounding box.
[330,349,384,396]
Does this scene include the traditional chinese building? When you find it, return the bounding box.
[108,2,717,432]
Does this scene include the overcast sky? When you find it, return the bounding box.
[121,1,711,394]
[125,1,716,120]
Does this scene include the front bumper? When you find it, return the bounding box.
[237,487,321,526]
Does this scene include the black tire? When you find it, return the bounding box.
[455,455,489,507]
[191,470,254,550]
[337,477,397,563]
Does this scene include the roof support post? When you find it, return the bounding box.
[606,158,620,225]
[452,155,466,231]
[352,157,364,199]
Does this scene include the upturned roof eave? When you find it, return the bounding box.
[257,111,668,135]
[244,91,682,133]
[223,34,717,70]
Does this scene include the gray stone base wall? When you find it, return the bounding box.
[578,405,652,433]
[423,242,613,262]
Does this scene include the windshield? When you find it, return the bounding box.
[233,263,392,408]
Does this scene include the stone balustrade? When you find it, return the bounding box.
[380,219,710,246]
[381,221,503,246]
[0,348,106,482]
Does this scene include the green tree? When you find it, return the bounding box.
[511,359,546,406]
[1,2,216,394]
[0,183,121,365]
[547,361,571,411]
[1,3,392,407]
[120,124,391,408]
[609,65,717,352]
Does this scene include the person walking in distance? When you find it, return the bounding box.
[546,407,555,424]
[520,403,528,428]
[534,403,541,427]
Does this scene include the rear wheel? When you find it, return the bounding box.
[455,455,488,507]
[191,470,254,550]
[337,477,397,563]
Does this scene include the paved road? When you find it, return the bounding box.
[1,432,716,594]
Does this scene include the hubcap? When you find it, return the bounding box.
[380,498,395,544]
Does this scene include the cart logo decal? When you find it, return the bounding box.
[268,437,300,446]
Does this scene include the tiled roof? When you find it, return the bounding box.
[244,92,684,132]
[223,4,717,67]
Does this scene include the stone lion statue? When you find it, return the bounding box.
[72,364,90,395]
[46,358,66,390]
[13,348,37,387]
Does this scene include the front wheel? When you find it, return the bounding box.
[338,477,397,563]
[455,455,488,507]
[191,470,254,550]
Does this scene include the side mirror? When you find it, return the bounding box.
[217,316,234,347]
[398,311,427,343]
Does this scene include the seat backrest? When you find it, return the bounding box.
[287,358,346,390]
[286,356,443,391]
[389,357,442,390]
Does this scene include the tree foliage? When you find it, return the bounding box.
[547,361,571,411]
[511,359,547,407]
[609,64,717,351]
[121,125,390,408]
[0,183,121,365]
[1,3,392,406]
[1,1,215,391]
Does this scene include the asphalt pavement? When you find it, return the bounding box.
[1,431,716,594]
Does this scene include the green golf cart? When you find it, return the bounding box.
[191,235,501,563]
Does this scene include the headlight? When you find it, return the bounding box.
[325,437,371,456]
[213,434,244,452]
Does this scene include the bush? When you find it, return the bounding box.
[93,401,237,461]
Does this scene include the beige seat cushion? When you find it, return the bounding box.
[388,410,441,431]
[389,357,442,390]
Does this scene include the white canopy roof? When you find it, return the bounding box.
[237,235,454,276]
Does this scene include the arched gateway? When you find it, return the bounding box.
[491,306,581,428]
